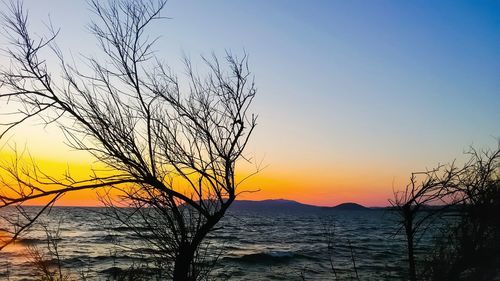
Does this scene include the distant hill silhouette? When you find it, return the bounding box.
[328,202,369,211]
[229,199,371,213]
[230,199,316,212]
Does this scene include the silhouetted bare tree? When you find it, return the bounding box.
[390,162,466,281]
[422,146,500,281]
[0,1,257,280]
[390,144,500,281]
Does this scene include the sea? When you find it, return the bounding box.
[0,206,438,280]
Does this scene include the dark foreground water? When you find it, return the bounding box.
[0,207,431,280]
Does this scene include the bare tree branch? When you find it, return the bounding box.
[0,1,258,280]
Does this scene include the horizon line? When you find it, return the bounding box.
[17,198,391,209]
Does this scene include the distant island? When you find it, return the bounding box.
[327,202,370,210]
[229,199,371,212]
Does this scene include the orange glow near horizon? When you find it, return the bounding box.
[0,0,498,212]
[1,150,398,208]
[236,168,395,207]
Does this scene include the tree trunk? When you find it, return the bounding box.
[407,233,416,281]
[173,244,196,281]
[171,206,230,281]
[404,214,417,281]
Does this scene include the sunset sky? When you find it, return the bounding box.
[1,0,499,207]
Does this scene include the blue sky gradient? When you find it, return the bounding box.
[1,0,499,205]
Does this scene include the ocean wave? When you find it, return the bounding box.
[224,251,306,264]
[17,237,45,245]
[209,234,239,241]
